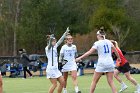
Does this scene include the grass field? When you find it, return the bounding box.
[3,74,140,93]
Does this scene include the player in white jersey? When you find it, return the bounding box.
[76,29,120,93]
[59,34,81,93]
[45,27,70,93]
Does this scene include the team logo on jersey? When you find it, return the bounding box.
[72,46,76,50]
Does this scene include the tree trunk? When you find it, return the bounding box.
[13,0,21,57]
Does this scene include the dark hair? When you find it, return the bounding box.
[19,49,23,51]
[18,49,26,53]
[99,28,106,36]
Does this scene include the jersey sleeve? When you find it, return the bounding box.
[60,46,65,54]
[92,42,98,49]
[74,45,77,53]
[74,45,78,57]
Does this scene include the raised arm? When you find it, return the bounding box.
[110,40,121,60]
[56,27,70,47]
[47,34,54,50]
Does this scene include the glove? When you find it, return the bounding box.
[61,59,68,66]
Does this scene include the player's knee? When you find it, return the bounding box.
[0,80,2,86]
[53,83,57,88]
[60,81,65,87]
[126,75,131,80]
[107,79,113,84]
[72,75,77,80]
[114,73,117,78]
[63,78,67,82]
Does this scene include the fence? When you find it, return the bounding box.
[0,51,140,76]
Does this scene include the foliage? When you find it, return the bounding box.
[0,0,140,55]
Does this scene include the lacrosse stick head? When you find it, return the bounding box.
[49,23,56,34]
[66,27,70,32]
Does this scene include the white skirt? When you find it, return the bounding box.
[95,63,115,72]
[46,67,62,79]
[61,62,77,72]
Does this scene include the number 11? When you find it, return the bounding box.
[103,45,109,53]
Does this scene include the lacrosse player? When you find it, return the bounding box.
[76,29,120,93]
[59,34,81,93]
[111,40,140,93]
[45,27,70,93]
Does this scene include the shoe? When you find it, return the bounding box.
[119,84,128,92]
[29,76,33,78]
[63,89,67,93]
[134,91,140,93]
[135,85,140,93]
[76,91,81,93]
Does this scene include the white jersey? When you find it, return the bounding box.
[45,44,62,78]
[45,44,58,69]
[60,44,77,72]
[92,39,115,72]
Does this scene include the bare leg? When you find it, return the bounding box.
[49,78,57,93]
[71,70,78,86]
[114,69,123,83]
[106,72,117,93]
[57,76,65,93]
[90,71,102,93]
[63,72,68,88]
[0,75,3,93]
[71,70,80,92]
[124,72,138,86]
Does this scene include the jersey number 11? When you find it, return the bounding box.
[103,45,109,53]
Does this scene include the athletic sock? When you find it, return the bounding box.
[121,82,126,86]
[75,86,79,93]
[63,88,67,93]
[136,84,140,90]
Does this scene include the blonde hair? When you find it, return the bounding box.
[65,34,73,39]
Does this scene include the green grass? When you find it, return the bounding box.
[3,74,140,93]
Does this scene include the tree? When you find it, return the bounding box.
[13,0,21,57]
[0,0,140,56]
[88,0,132,48]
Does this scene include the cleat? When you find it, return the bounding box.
[119,85,128,92]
